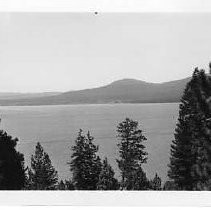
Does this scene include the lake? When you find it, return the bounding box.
[0,103,179,183]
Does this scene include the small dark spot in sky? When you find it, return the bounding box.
[94,12,98,15]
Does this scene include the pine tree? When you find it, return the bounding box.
[69,129,102,190]
[149,173,162,190]
[97,158,119,190]
[28,142,58,190]
[0,129,26,190]
[130,167,149,190]
[168,67,211,190]
[189,68,211,190]
[168,69,202,190]
[116,118,148,190]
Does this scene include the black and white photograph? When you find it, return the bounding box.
[0,0,211,207]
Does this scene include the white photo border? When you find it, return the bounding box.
[0,0,211,12]
[0,0,211,206]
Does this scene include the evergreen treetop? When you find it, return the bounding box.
[116,118,148,190]
[97,157,119,190]
[28,142,58,190]
[69,129,102,190]
[149,173,162,190]
[168,67,211,190]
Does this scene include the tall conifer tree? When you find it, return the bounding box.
[28,142,58,190]
[69,130,102,190]
[168,69,202,190]
[0,129,26,190]
[168,67,211,190]
[116,118,148,190]
[190,68,211,190]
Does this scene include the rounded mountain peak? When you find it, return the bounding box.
[109,79,148,86]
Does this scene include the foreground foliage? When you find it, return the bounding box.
[117,118,148,190]
[0,129,25,190]
[97,158,119,190]
[26,142,58,190]
[69,130,102,190]
[168,66,211,190]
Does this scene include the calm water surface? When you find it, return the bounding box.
[0,103,179,182]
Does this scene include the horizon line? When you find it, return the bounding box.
[0,76,190,94]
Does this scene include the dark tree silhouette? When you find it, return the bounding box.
[58,180,66,190]
[130,167,149,190]
[168,67,211,190]
[64,179,75,190]
[0,129,26,190]
[190,69,211,190]
[57,179,75,190]
[116,118,148,190]
[69,130,102,190]
[97,158,119,190]
[163,181,178,190]
[27,142,58,190]
[149,173,162,190]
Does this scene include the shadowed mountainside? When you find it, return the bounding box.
[0,78,190,106]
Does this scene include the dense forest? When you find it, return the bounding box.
[0,64,210,190]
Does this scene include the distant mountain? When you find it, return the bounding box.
[0,78,190,106]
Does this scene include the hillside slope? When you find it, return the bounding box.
[0,78,190,106]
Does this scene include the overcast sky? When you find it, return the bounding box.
[0,12,211,92]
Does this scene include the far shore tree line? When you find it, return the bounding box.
[0,64,210,190]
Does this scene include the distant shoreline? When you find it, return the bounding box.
[0,101,180,107]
